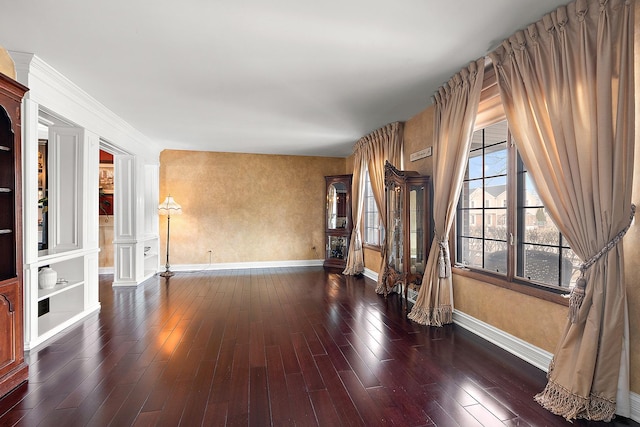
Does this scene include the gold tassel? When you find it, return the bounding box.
[568,276,586,323]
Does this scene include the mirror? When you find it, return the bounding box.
[327,182,348,229]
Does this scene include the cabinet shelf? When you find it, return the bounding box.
[37,280,84,302]
[38,310,83,335]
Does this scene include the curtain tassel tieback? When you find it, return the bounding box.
[567,204,636,323]
[437,238,451,279]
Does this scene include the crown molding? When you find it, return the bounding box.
[9,51,160,162]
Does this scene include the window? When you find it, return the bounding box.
[456,120,579,290]
[363,169,383,247]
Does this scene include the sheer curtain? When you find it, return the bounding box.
[408,60,484,326]
[489,0,634,421]
[342,123,403,287]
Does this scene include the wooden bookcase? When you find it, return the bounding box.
[0,72,28,398]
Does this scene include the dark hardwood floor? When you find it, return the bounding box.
[1,267,638,426]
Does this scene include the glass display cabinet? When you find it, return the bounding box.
[382,161,432,302]
[324,175,352,269]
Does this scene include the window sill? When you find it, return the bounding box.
[452,266,570,307]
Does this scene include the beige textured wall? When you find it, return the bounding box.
[0,45,15,79]
[403,106,435,177]
[159,150,346,265]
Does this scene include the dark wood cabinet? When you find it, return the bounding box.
[0,72,28,398]
[324,175,352,269]
[381,161,432,302]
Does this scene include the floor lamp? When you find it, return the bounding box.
[158,195,182,277]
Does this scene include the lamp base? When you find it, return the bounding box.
[159,270,175,277]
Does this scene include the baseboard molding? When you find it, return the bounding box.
[452,310,553,372]
[172,259,325,272]
[363,268,378,282]
[632,394,640,423]
[99,260,324,278]
[99,267,114,275]
[25,304,101,352]
[453,310,640,422]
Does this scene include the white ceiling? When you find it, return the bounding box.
[0,0,569,158]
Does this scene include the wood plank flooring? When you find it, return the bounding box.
[1,267,638,426]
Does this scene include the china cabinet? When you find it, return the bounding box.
[324,175,352,269]
[381,161,432,302]
[0,72,28,398]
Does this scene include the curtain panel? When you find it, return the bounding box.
[343,122,403,280]
[343,151,366,275]
[489,0,634,421]
[408,60,485,326]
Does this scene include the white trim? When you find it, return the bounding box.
[24,304,100,352]
[453,310,552,372]
[453,310,640,422]
[632,394,640,423]
[99,267,115,275]
[171,259,325,272]
[10,52,160,162]
[363,267,378,282]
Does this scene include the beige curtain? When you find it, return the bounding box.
[489,0,635,421]
[343,149,366,275]
[345,122,404,284]
[408,60,485,326]
[366,123,404,293]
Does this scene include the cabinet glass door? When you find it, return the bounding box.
[409,183,426,277]
[326,235,348,262]
[387,183,403,272]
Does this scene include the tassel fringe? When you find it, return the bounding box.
[568,277,586,323]
[535,378,616,422]
[407,305,452,327]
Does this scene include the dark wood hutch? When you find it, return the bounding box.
[0,72,28,397]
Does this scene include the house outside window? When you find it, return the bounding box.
[363,169,383,247]
[456,120,579,290]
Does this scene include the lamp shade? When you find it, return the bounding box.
[158,196,182,216]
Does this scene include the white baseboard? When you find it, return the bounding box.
[172,259,324,271]
[99,260,324,278]
[453,310,640,422]
[632,394,640,423]
[452,310,553,372]
[363,267,378,282]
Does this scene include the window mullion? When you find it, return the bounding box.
[507,129,518,281]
